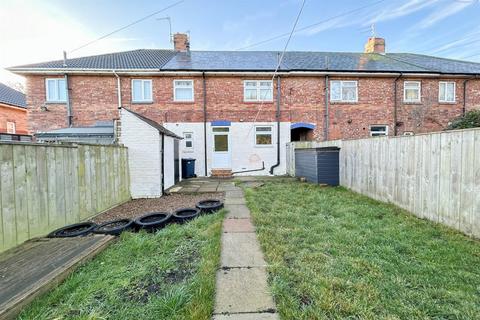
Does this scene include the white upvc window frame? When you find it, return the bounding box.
[370,125,389,137]
[45,78,67,103]
[131,79,153,103]
[403,81,421,103]
[330,80,358,103]
[6,121,16,134]
[173,79,194,102]
[244,80,273,102]
[439,81,456,103]
[254,125,273,146]
[183,132,194,152]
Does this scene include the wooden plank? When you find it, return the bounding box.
[472,130,480,238]
[63,148,74,225]
[92,146,100,213]
[54,147,66,228]
[459,130,475,236]
[71,149,80,223]
[46,147,57,232]
[24,146,40,239]
[0,146,3,251]
[429,134,441,223]
[35,146,49,237]
[449,131,463,230]
[77,146,88,220]
[1,145,17,251]
[13,145,29,244]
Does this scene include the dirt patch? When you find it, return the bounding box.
[91,193,224,224]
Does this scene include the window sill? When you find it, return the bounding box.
[131,101,153,104]
[254,144,274,148]
[403,101,422,105]
[45,101,67,105]
[243,101,274,104]
[172,100,195,104]
[330,101,358,104]
[438,101,456,105]
[183,150,194,153]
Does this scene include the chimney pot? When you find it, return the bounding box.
[173,33,190,52]
[364,37,385,54]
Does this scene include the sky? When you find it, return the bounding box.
[1,0,480,87]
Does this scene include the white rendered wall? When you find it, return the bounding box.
[120,109,162,198]
[163,135,176,189]
[165,122,291,176]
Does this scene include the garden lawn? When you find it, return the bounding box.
[245,182,480,320]
[18,211,224,320]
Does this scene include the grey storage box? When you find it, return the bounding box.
[295,147,340,186]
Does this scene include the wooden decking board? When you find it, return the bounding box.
[0,234,114,320]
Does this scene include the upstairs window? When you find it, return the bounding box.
[404,81,421,103]
[174,80,194,102]
[439,81,455,103]
[370,125,388,136]
[183,132,194,151]
[132,79,152,103]
[244,80,273,102]
[6,122,15,134]
[255,126,273,145]
[45,78,67,103]
[330,81,357,102]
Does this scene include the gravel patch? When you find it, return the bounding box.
[91,193,224,224]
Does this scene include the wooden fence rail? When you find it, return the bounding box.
[287,128,480,238]
[0,143,130,252]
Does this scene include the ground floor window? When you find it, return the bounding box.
[370,125,388,136]
[6,121,15,134]
[255,126,273,145]
[183,132,194,151]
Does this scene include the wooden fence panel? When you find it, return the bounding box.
[0,143,130,253]
[287,128,480,238]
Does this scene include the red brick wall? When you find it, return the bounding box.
[0,103,28,134]
[25,74,480,140]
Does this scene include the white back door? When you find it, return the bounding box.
[212,127,231,168]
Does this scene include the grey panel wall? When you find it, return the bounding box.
[295,149,318,183]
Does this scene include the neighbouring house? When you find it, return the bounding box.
[7,34,480,177]
[120,108,182,198]
[0,83,31,142]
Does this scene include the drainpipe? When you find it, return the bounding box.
[269,76,281,175]
[463,76,477,116]
[202,72,208,176]
[324,75,329,141]
[64,74,72,127]
[393,73,402,136]
[113,71,122,109]
[161,133,165,194]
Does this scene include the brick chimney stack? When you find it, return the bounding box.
[173,33,190,52]
[364,37,385,54]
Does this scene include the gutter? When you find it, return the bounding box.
[269,76,281,175]
[202,72,208,176]
[393,73,403,136]
[113,71,122,109]
[8,68,480,78]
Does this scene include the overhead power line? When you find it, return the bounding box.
[69,0,184,54]
[236,0,387,51]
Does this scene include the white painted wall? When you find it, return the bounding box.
[164,121,291,176]
[163,135,176,189]
[120,109,162,198]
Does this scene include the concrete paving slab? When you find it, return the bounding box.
[214,268,276,314]
[225,189,244,196]
[198,187,218,192]
[221,233,266,267]
[225,197,246,205]
[223,218,255,233]
[213,312,279,320]
[225,204,251,218]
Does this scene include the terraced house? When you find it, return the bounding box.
[8,34,480,177]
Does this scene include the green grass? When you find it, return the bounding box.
[245,182,480,320]
[18,211,224,320]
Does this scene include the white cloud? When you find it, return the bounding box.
[0,0,138,84]
[369,0,439,24]
[414,0,473,29]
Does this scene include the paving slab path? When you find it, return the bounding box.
[213,184,278,320]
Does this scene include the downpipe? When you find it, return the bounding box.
[269,76,281,175]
